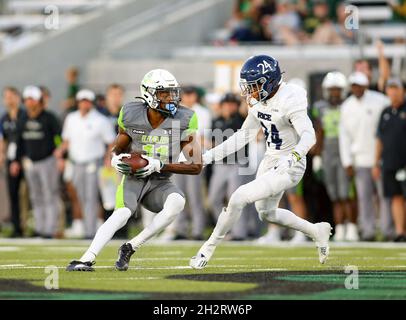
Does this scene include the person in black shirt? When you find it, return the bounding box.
[13,86,62,238]
[375,78,406,242]
[0,87,26,237]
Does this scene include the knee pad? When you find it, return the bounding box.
[229,186,250,211]
[111,207,132,228]
[165,193,186,215]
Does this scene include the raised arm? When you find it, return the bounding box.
[376,40,391,93]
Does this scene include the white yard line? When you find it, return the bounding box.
[44,247,89,251]
[89,277,160,280]
[0,264,25,268]
[1,238,405,248]
[0,263,405,271]
[249,268,288,271]
[0,247,21,252]
[0,265,192,270]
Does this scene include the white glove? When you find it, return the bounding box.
[202,150,214,167]
[274,152,301,175]
[134,155,163,178]
[111,153,132,175]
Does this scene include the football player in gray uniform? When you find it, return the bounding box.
[67,69,202,271]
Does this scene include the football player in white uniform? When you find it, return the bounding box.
[190,55,332,269]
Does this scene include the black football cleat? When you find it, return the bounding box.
[115,243,135,271]
[66,260,95,272]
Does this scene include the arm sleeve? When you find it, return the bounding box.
[338,110,353,167]
[289,109,316,159]
[207,111,261,162]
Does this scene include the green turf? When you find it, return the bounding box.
[0,240,405,300]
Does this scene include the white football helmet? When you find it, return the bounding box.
[322,71,347,99]
[140,69,181,116]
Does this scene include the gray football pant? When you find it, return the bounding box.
[355,167,394,239]
[208,164,260,239]
[24,155,60,236]
[172,172,206,238]
[72,160,102,238]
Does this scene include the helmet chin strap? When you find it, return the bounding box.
[136,96,177,117]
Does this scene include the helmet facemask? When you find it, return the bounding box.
[240,77,272,107]
[143,85,181,117]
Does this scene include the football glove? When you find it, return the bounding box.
[111,153,132,175]
[133,155,163,178]
[274,151,301,175]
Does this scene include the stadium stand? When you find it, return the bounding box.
[0,0,125,56]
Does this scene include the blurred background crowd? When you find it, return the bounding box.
[213,0,406,45]
[0,0,406,243]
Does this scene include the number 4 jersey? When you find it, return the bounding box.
[117,99,198,178]
[250,82,313,158]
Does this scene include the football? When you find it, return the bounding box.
[121,152,149,172]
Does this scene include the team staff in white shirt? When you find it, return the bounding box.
[339,72,393,241]
[55,89,116,238]
[190,55,332,269]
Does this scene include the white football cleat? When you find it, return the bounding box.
[313,222,332,264]
[189,253,209,270]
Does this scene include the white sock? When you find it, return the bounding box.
[200,206,242,259]
[80,207,131,262]
[129,193,185,250]
[265,208,316,238]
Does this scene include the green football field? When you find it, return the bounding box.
[0,239,405,300]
